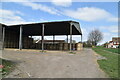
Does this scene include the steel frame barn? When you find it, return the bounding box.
[1,20,82,51]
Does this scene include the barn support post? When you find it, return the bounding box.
[19,25,23,50]
[70,23,72,51]
[53,35,55,44]
[2,27,5,50]
[41,24,45,52]
[66,35,68,43]
[81,35,82,43]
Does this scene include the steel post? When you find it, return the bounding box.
[2,27,5,50]
[53,35,55,44]
[19,25,22,50]
[41,24,44,52]
[66,35,68,43]
[81,35,82,43]
[70,23,72,51]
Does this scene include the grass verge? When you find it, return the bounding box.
[92,47,119,78]
[96,46,119,54]
[0,58,15,78]
[69,51,76,54]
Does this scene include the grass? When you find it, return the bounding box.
[97,46,119,54]
[69,51,76,54]
[92,47,119,78]
[40,50,47,53]
[0,58,15,78]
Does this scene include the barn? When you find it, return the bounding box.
[1,21,83,51]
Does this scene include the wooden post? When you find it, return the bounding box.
[19,25,22,50]
[41,24,44,52]
[70,23,72,51]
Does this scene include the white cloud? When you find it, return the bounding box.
[2,0,60,15]
[0,9,39,25]
[99,32,110,44]
[0,9,26,25]
[98,25,118,44]
[2,1,117,22]
[63,7,117,22]
[51,0,72,7]
[81,25,118,44]
[100,32,118,44]
[100,25,118,33]
[81,28,88,41]
[19,2,60,15]
[2,0,119,2]
[107,17,118,22]
[15,11,24,16]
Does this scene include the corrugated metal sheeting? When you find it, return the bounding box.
[0,21,83,50]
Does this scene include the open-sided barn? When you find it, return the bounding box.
[1,21,83,51]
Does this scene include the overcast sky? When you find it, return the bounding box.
[0,0,119,44]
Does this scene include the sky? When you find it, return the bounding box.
[0,0,119,44]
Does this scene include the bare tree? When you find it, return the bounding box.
[88,29,103,46]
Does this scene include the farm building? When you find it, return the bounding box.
[106,37,120,48]
[0,21,83,51]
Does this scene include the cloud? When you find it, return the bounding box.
[15,11,24,16]
[2,0,119,2]
[2,1,117,22]
[107,17,118,22]
[63,7,117,22]
[18,2,60,15]
[0,9,26,25]
[81,25,118,44]
[0,9,40,25]
[2,0,60,15]
[100,32,119,44]
[20,1,61,15]
[98,25,118,44]
[51,0,72,7]
[100,25,118,33]
[81,28,88,41]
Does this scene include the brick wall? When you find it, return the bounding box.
[112,37,120,42]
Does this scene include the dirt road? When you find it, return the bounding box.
[2,48,107,78]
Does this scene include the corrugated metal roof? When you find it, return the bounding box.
[1,20,82,36]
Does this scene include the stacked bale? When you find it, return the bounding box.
[55,44,58,50]
[53,44,57,50]
[35,43,38,49]
[4,30,19,48]
[4,30,10,48]
[59,43,63,50]
[23,37,33,49]
[76,43,83,50]
[45,43,48,50]
[63,43,69,50]
[72,43,76,50]
[29,38,33,49]
[49,44,53,50]
[38,43,42,49]
[23,37,29,49]
[56,44,59,50]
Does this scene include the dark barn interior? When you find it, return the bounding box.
[1,21,83,51]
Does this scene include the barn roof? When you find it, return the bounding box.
[2,20,82,36]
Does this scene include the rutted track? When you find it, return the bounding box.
[2,48,107,78]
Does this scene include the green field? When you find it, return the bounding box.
[97,46,119,54]
[0,58,15,78]
[92,47,119,78]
